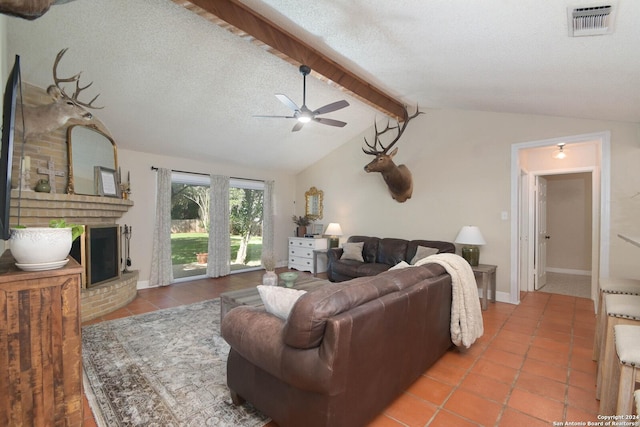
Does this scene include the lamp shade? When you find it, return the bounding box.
[325,223,343,236]
[454,226,486,246]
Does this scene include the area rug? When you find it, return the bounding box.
[82,299,270,427]
[539,272,591,298]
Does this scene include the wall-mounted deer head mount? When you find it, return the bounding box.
[0,0,77,20]
[362,106,423,203]
[17,48,103,138]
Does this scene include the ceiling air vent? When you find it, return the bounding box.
[568,3,616,36]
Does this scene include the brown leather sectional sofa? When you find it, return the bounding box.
[221,263,453,427]
[327,235,456,282]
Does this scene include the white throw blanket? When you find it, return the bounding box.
[415,253,484,348]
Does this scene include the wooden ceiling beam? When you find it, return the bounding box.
[173,0,406,120]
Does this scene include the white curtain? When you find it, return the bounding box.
[149,168,173,287]
[207,175,230,278]
[262,180,275,257]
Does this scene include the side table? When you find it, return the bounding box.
[471,264,497,310]
[313,249,328,276]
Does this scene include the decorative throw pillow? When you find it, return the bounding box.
[257,285,307,320]
[410,246,439,265]
[389,261,411,270]
[340,242,365,262]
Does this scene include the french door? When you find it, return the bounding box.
[169,173,265,279]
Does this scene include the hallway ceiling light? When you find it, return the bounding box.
[553,143,567,159]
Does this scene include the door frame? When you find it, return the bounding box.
[534,175,548,291]
[525,169,595,293]
[510,131,611,304]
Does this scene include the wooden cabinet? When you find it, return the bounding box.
[0,250,84,426]
[288,237,328,273]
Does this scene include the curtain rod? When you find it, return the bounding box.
[150,166,264,182]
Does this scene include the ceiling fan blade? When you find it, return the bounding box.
[312,100,349,115]
[314,117,347,128]
[291,121,305,132]
[253,114,296,119]
[275,94,300,112]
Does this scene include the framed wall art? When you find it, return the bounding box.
[94,166,120,198]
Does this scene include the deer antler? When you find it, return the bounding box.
[362,106,423,155]
[52,48,103,109]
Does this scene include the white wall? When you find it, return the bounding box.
[117,148,296,287]
[296,108,640,302]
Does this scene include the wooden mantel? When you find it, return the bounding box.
[10,189,133,227]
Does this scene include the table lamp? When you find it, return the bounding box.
[455,226,486,266]
[325,223,343,248]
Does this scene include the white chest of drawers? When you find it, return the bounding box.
[288,237,328,273]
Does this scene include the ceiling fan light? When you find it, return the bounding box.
[298,114,312,123]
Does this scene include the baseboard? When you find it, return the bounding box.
[477,288,516,305]
[137,280,151,289]
[546,267,591,276]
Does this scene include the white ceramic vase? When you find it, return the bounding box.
[262,271,278,286]
[9,227,72,265]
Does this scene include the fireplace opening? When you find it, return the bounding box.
[70,224,121,288]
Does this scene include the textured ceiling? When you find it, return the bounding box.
[6,0,640,174]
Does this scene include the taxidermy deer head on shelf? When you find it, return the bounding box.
[0,0,77,20]
[18,48,103,138]
[362,106,423,203]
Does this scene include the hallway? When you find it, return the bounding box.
[538,272,591,299]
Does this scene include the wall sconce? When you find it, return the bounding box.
[552,143,567,159]
[455,226,486,266]
[324,223,343,248]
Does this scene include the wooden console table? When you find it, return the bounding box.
[0,250,84,426]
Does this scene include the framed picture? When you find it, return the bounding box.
[312,223,324,235]
[95,166,120,198]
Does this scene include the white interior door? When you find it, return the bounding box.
[535,176,548,290]
[518,170,530,292]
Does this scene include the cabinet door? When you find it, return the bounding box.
[0,273,83,426]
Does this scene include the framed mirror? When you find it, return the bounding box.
[67,125,118,195]
[305,186,323,220]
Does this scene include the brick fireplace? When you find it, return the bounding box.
[8,82,138,322]
[10,189,137,322]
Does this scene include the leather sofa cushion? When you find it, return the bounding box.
[357,263,390,277]
[377,238,408,265]
[332,260,390,279]
[407,240,455,261]
[347,236,379,263]
[331,259,362,278]
[283,263,447,349]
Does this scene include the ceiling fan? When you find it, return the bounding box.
[255,65,349,132]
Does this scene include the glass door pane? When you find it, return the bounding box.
[171,174,210,280]
[230,184,264,272]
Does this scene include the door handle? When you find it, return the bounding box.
[545,235,551,239]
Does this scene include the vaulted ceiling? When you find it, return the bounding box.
[5,0,640,173]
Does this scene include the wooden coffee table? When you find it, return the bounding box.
[219,275,330,323]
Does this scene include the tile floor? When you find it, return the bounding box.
[82,269,600,427]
